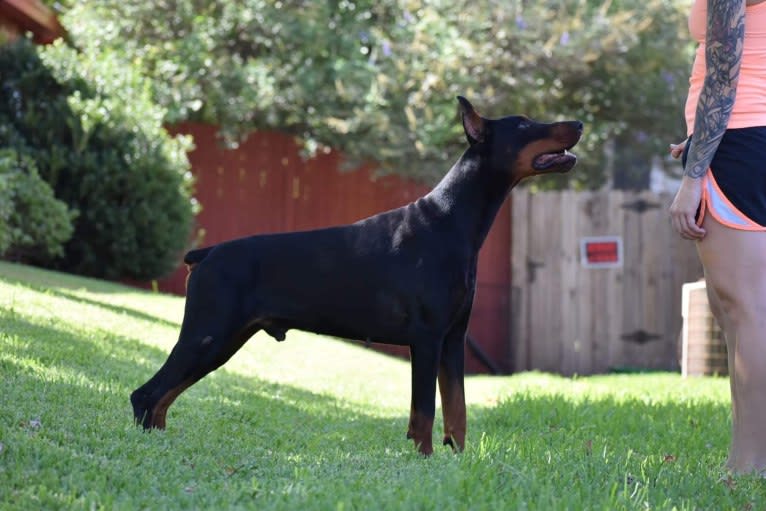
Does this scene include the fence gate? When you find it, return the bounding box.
[510,190,703,375]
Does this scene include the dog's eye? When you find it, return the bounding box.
[518,121,531,130]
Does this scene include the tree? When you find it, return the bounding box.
[57,0,693,188]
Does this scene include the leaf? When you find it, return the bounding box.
[718,474,736,490]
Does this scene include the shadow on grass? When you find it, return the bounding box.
[45,286,181,329]
[1,270,182,330]
[0,261,132,295]
[2,313,409,455]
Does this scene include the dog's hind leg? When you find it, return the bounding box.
[406,341,442,456]
[131,318,258,430]
[131,264,259,430]
[438,313,469,452]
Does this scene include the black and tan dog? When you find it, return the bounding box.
[131,97,582,455]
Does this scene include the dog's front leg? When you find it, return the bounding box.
[438,314,469,452]
[406,342,441,456]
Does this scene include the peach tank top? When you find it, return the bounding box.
[685,0,766,135]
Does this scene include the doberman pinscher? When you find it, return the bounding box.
[131,97,582,455]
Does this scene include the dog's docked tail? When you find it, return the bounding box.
[183,246,214,291]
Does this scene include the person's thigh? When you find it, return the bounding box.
[697,216,766,326]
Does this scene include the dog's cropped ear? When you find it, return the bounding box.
[457,96,486,145]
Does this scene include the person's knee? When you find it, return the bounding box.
[706,284,727,325]
[705,277,738,321]
[708,274,766,334]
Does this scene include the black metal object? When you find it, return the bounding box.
[466,335,501,374]
[621,198,661,214]
[620,329,661,345]
[526,257,545,284]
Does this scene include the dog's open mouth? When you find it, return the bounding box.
[532,148,577,173]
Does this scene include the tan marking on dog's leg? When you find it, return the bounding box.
[149,379,194,429]
[438,371,466,451]
[408,411,434,456]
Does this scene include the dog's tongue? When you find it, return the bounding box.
[533,150,577,172]
[535,153,562,167]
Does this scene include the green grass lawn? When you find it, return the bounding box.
[1,260,763,510]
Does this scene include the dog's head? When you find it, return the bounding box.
[457,96,582,184]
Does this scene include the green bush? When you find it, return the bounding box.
[0,39,196,280]
[0,150,75,262]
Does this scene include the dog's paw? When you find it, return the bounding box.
[417,442,434,457]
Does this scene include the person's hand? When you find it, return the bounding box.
[670,175,705,240]
[669,139,687,160]
[668,137,706,240]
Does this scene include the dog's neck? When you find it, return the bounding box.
[424,146,513,252]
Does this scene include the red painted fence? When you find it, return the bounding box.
[149,123,511,373]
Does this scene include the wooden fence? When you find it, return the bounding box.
[510,190,704,375]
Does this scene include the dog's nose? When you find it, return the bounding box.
[573,121,584,133]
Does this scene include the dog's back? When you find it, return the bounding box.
[184,199,469,345]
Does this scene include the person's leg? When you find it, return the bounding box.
[696,215,766,474]
[703,281,740,466]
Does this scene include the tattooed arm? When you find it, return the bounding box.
[685,0,746,178]
[670,0,746,239]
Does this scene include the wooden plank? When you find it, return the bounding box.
[577,190,612,373]
[559,190,580,375]
[588,190,610,373]
[575,192,595,374]
[527,191,563,372]
[643,191,663,367]
[617,191,643,369]
[526,191,546,370]
[510,190,530,372]
[545,192,564,373]
[604,190,626,371]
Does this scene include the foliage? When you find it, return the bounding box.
[0,39,196,280]
[2,261,766,510]
[0,150,75,261]
[58,0,693,188]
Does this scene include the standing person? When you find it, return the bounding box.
[669,0,766,475]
